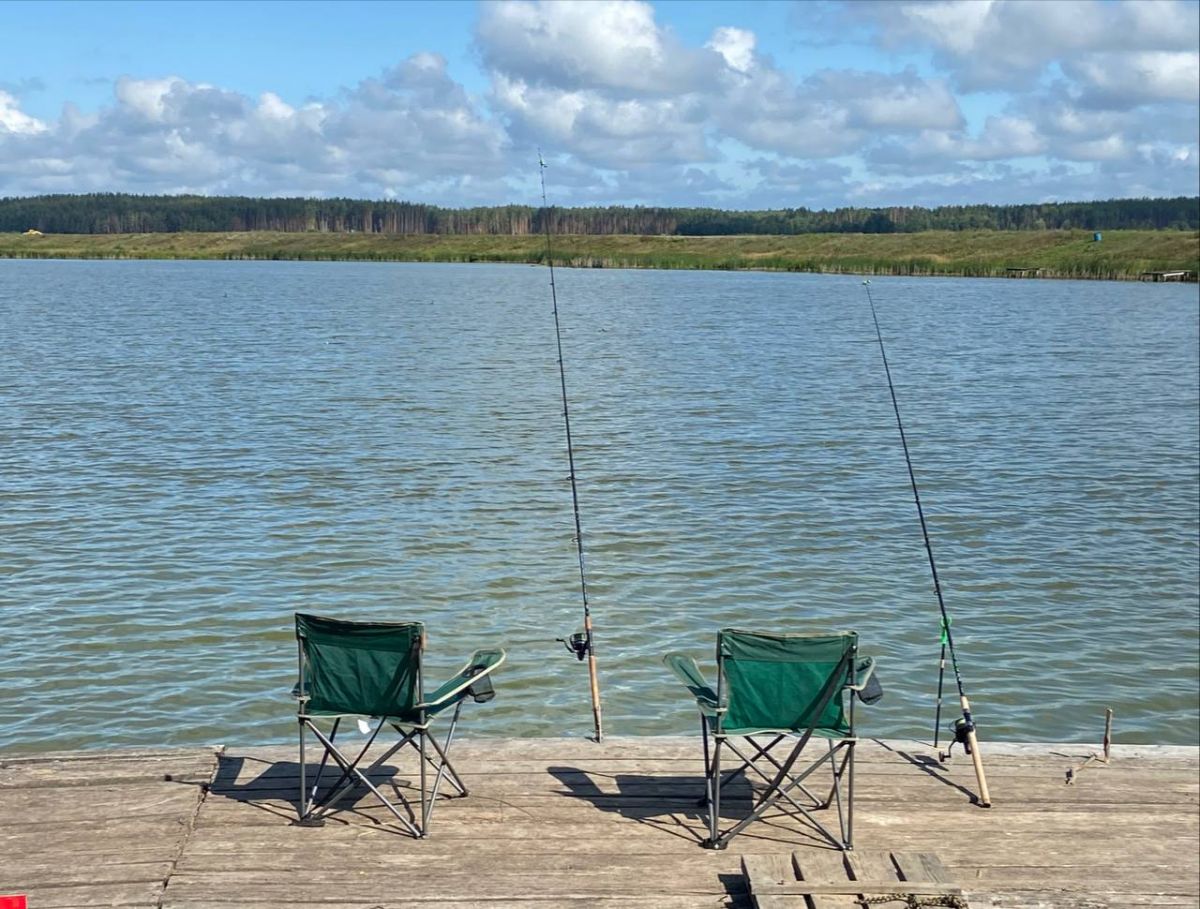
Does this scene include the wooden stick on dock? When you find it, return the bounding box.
[1066,708,1114,784]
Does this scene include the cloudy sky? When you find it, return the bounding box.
[2,0,1197,209]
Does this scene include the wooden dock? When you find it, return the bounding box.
[1139,270,1195,282]
[1,738,1196,908]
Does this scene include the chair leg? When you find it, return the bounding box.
[698,716,712,807]
[419,724,431,835]
[295,717,339,826]
[303,720,421,837]
[298,717,307,821]
[846,736,855,849]
[424,714,469,798]
[421,701,466,835]
[821,740,849,847]
[705,734,724,849]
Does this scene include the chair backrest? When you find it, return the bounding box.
[295,613,423,717]
[717,629,856,735]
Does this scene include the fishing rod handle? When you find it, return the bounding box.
[961,695,992,807]
[584,614,603,742]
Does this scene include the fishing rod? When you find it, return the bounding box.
[861,280,992,808]
[539,150,603,743]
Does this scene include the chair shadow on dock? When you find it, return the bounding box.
[548,765,842,850]
[205,752,404,828]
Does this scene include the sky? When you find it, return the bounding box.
[1,0,1198,209]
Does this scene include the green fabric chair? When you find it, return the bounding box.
[664,629,878,850]
[293,613,505,837]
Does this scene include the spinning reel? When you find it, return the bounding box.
[556,631,590,661]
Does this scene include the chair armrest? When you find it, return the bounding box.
[663,652,719,712]
[419,649,506,709]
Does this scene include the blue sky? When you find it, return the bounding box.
[1,0,1197,208]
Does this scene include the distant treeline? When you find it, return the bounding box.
[2,193,1196,236]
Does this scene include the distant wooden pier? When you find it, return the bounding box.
[1139,270,1195,282]
[1,738,1196,908]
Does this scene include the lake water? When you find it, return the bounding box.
[1,259,1197,752]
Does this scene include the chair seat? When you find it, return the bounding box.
[293,696,457,725]
[720,723,851,738]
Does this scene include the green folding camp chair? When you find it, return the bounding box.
[292,613,505,837]
[665,629,879,850]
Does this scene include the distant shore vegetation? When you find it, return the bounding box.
[3,228,1196,282]
[1,193,1197,236]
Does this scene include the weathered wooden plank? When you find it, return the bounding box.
[0,817,194,856]
[190,792,1200,837]
[893,851,953,885]
[0,750,217,789]
[843,849,901,890]
[947,865,1200,891]
[1,859,173,888]
[792,849,857,909]
[741,853,804,909]
[971,892,1199,908]
[218,786,1180,822]
[203,765,1200,805]
[165,899,742,909]
[5,881,163,908]
[209,751,1200,781]
[0,783,203,826]
[159,871,738,900]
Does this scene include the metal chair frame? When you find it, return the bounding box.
[671,632,875,851]
[294,623,502,838]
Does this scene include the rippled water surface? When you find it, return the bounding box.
[1,259,1197,751]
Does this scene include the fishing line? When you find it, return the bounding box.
[861,280,992,807]
[539,151,603,743]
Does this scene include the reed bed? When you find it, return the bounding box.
[2,229,1196,280]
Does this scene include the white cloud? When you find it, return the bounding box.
[0,57,510,201]
[707,27,756,74]
[805,68,963,131]
[1066,51,1200,108]
[849,0,1200,93]
[477,0,719,94]
[491,73,712,167]
[0,90,48,135]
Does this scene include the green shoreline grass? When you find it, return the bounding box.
[2,229,1197,281]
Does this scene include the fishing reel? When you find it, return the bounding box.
[939,717,975,762]
[556,632,590,661]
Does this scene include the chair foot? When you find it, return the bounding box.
[701,837,727,850]
[292,815,326,827]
